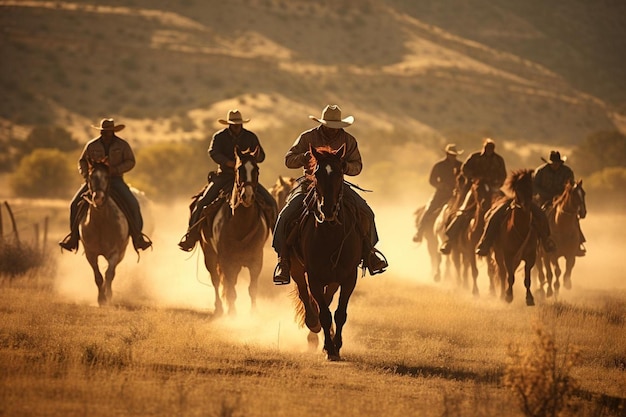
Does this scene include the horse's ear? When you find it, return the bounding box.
[279,176,287,186]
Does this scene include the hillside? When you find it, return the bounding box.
[1,0,625,179]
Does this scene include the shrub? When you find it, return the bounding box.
[0,241,45,276]
[9,149,76,198]
[503,322,580,417]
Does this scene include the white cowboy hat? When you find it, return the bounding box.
[218,109,250,125]
[309,105,354,128]
[444,144,464,155]
[91,118,125,132]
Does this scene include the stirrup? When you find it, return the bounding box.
[58,233,79,252]
[178,233,196,252]
[439,241,451,255]
[273,262,291,285]
[367,249,388,276]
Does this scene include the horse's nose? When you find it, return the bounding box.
[93,191,105,207]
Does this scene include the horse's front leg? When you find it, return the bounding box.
[291,261,320,333]
[563,256,576,290]
[309,281,336,361]
[203,246,222,317]
[332,275,357,358]
[505,262,515,303]
[247,260,262,313]
[221,264,241,316]
[524,262,535,306]
[86,254,106,306]
[470,254,479,297]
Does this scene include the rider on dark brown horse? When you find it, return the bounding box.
[439,138,506,255]
[474,151,562,257]
[178,109,277,252]
[413,143,463,243]
[534,150,586,256]
[272,104,388,285]
[59,118,152,253]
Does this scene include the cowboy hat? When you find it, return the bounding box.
[548,150,567,163]
[309,105,354,128]
[444,144,463,155]
[218,109,250,125]
[91,118,125,132]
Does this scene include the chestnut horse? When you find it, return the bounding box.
[270,175,296,211]
[492,169,537,306]
[200,146,275,316]
[80,160,130,306]
[536,179,586,297]
[291,144,362,361]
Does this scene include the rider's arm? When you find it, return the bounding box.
[285,133,311,169]
[109,139,136,176]
[342,133,362,176]
[208,131,234,167]
[249,131,266,163]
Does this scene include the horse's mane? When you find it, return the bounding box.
[552,180,574,206]
[504,168,533,194]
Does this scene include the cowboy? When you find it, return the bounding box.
[534,150,586,256]
[413,144,463,243]
[59,118,152,252]
[439,138,506,255]
[178,109,276,252]
[272,104,388,285]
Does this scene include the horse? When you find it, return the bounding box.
[492,169,537,306]
[200,146,274,316]
[270,175,296,211]
[445,176,496,295]
[80,160,131,306]
[290,144,362,361]
[536,179,586,297]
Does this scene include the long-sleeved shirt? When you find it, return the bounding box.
[461,151,507,189]
[209,127,266,175]
[533,163,574,204]
[78,135,135,179]
[284,126,362,176]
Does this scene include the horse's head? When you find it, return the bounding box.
[270,176,295,211]
[308,144,345,223]
[568,179,587,219]
[507,169,534,210]
[231,145,260,210]
[86,158,111,208]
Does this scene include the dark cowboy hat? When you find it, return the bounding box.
[548,150,567,163]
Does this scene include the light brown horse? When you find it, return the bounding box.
[492,169,537,306]
[80,161,130,306]
[200,146,275,316]
[291,144,362,361]
[536,179,586,297]
[270,175,296,211]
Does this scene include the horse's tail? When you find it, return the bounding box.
[290,286,307,328]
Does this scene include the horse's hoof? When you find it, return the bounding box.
[564,280,572,290]
[505,295,513,303]
[326,353,341,361]
[307,332,319,351]
[526,298,535,307]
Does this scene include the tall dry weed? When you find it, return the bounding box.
[503,321,581,417]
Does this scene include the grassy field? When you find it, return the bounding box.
[0,200,625,416]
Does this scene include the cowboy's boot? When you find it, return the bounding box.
[59,231,79,252]
[178,226,200,252]
[413,227,424,243]
[366,248,388,275]
[273,249,291,285]
[576,242,586,257]
[133,232,153,251]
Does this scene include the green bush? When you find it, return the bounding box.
[9,149,76,198]
[584,166,626,210]
[129,140,213,201]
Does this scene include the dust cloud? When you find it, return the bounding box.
[54,195,626,353]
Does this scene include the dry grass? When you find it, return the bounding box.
[0,259,624,416]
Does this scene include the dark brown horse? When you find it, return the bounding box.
[200,146,275,316]
[270,175,296,211]
[536,179,586,297]
[80,160,130,306]
[492,169,537,306]
[290,144,362,361]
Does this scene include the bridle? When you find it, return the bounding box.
[84,162,110,208]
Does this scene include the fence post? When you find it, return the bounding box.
[43,216,49,256]
[0,202,3,244]
[4,201,19,244]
